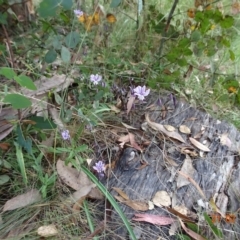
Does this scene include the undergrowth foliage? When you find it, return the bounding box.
[0,0,240,239]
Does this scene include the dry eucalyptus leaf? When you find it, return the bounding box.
[112,187,129,200]
[88,187,104,200]
[173,205,188,216]
[127,95,136,115]
[152,191,171,207]
[56,160,91,190]
[109,105,121,113]
[164,125,176,132]
[189,137,210,152]
[37,225,58,237]
[220,133,232,148]
[114,195,148,211]
[179,220,205,240]
[169,221,180,236]
[179,125,191,134]
[72,184,96,202]
[148,201,155,210]
[121,122,137,130]
[133,213,175,226]
[3,189,42,212]
[146,114,185,143]
[176,155,195,189]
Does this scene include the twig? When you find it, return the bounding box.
[158,0,179,58]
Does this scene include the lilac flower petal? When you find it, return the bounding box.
[61,130,70,140]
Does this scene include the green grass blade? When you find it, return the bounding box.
[83,200,98,240]
[14,142,27,185]
[203,212,223,239]
[80,166,137,240]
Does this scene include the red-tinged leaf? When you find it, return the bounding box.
[179,219,206,240]
[128,132,142,152]
[127,95,136,115]
[132,213,175,226]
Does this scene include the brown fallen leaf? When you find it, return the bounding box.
[189,137,210,152]
[127,95,136,115]
[112,187,129,200]
[121,122,137,130]
[133,213,175,226]
[0,142,10,150]
[152,191,171,207]
[178,171,206,200]
[114,195,149,211]
[220,133,231,148]
[146,114,185,143]
[3,189,42,212]
[164,125,176,132]
[176,155,195,189]
[179,125,191,134]
[37,225,58,237]
[118,132,142,151]
[179,219,206,240]
[166,207,195,223]
[56,159,92,190]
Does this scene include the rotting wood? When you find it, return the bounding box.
[104,93,240,240]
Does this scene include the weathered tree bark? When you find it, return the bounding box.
[105,93,240,239]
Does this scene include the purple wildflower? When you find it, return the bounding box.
[93,161,105,173]
[133,85,150,100]
[90,74,102,85]
[168,93,177,108]
[74,9,84,18]
[61,130,70,140]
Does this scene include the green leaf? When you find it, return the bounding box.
[220,15,234,28]
[14,75,37,90]
[45,49,57,63]
[37,0,59,18]
[0,12,7,25]
[65,31,80,48]
[178,38,191,48]
[52,36,62,50]
[15,142,28,184]
[177,58,188,67]
[229,50,235,61]
[0,175,10,185]
[59,12,70,23]
[94,90,104,101]
[4,94,31,109]
[176,234,191,240]
[61,46,71,63]
[110,0,122,8]
[0,67,16,79]
[16,125,32,154]
[27,116,57,129]
[80,166,137,240]
[191,31,201,42]
[203,212,223,238]
[61,0,73,10]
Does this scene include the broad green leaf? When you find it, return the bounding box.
[0,67,16,79]
[229,50,235,61]
[0,12,7,24]
[178,38,191,48]
[65,32,80,48]
[27,116,57,129]
[37,0,59,18]
[61,46,71,63]
[61,0,73,10]
[220,15,234,28]
[191,31,201,42]
[203,212,223,238]
[177,58,188,67]
[52,36,62,50]
[94,90,104,101]
[14,75,37,90]
[0,175,10,185]
[4,94,31,109]
[110,0,121,8]
[45,49,57,63]
[59,12,70,23]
